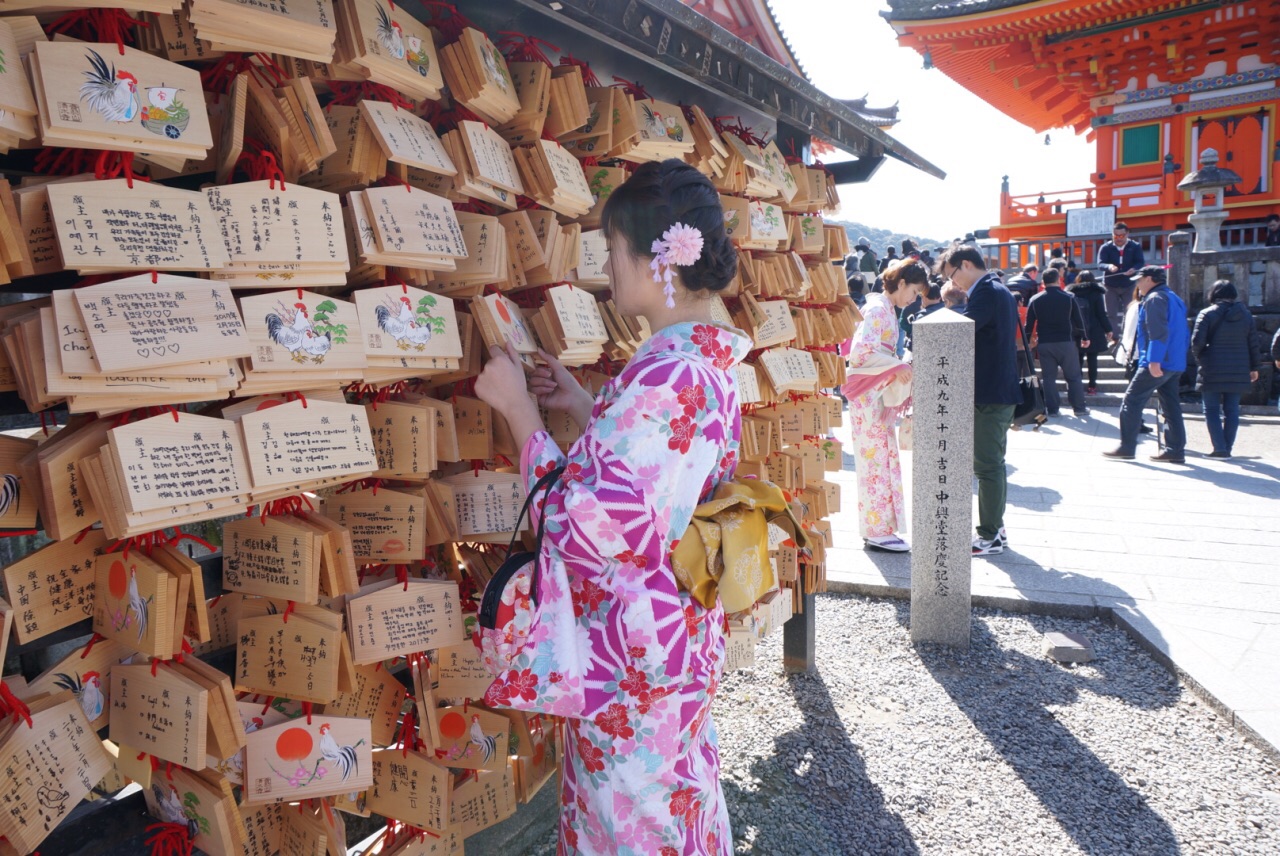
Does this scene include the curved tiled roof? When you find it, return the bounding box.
[884,0,1032,20]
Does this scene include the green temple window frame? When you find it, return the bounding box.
[1120,123,1162,166]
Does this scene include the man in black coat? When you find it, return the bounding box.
[1005,264,1039,306]
[940,244,1021,557]
[1025,268,1090,416]
[1097,221,1145,332]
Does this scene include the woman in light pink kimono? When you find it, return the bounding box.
[841,259,925,552]
[475,159,749,855]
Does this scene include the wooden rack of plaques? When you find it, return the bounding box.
[0,2,851,853]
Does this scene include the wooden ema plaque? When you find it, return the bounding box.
[31,42,214,156]
[433,705,508,772]
[223,514,322,602]
[0,433,37,531]
[368,747,452,831]
[25,635,129,731]
[0,693,113,854]
[92,551,176,658]
[3,527,108,644]
[109,662,208,768]
[240,802,284,856]
[322,662,405,748]
[73,275,251,372]
[381,827,463,856]
[435,641,494,701]
[353,285,464,366]
[359,100,455,177]
[44,180,229,273]
[449,765,517,837]
[237,398,378,490]
[204,182,350,287]
[335,0,445,101]
[239,290,366,372]
[326,485,426,563]
[143,765,244,856]
[345,578,463,665]
[105,411,252,514]
[365,400,439,479]
[439,471,525,539]
[235,613,342,704]
[243,716,373,805]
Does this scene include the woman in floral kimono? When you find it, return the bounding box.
[841,258,925,552]
[475,159,748,855]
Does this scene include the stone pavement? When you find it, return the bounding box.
[825,403,1280,758]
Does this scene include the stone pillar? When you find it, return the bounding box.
[909,310,974,649]
[1167,231,1192,308]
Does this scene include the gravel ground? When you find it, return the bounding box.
[530,593,1280,855]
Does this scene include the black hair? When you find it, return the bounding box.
[846,271,866,296]
[1042,268,1060,286]
[1209,279,1237,303]
[923,281,942,301]
[1050,246,1064,258]
[1113,221,1129,232]
[1267,214,1280,223]
[601,159,737,293]
[882,259,929,294]
[937,244,986,272]
[1074,270,1097,286]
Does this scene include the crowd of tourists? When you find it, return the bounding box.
[839,220,1279,557]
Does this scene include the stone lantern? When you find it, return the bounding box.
[1176,148,1242,252]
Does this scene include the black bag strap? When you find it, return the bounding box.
[507,465,564,556]
[1016,312,1037,381]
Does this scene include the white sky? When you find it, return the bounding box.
[769,1,1098,242]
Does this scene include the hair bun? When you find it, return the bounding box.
[602,159,738,294]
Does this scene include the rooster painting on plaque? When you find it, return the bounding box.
[354,284,463,365]
[243,717,373,804]
[240,290,366,373]
[433,706,509,772]
[0,435,36,530]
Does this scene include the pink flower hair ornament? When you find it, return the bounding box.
[650,223,704,308]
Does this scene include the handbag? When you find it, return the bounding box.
[1013,320,1047,428]
[476,466,564,632]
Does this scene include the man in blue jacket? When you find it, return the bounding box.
[1104,265,1188,463]
[940,245,1021,556]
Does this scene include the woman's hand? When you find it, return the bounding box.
[475,341,546,453]
[529,350,595,427]
[476,341,532,416]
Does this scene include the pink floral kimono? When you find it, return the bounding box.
[842,292,908,538]
[481,322,752,855]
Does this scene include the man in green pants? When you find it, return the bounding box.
[938,245,1022,556]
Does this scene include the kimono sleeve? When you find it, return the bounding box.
[522,354,728,717]
[847,302,895,366]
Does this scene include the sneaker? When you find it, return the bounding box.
[997,527,1009,549]
[1086,385,1097,395]
[1074,408,1089,417]
[865,535,909,553]
[1138,424,1154,434]
[972,536,1003,556]
[1207,450,1231,458]
[1102,447,1135,460]
[1149,450,1185,464]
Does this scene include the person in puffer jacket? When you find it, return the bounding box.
[1192,280,1264,457]
[1104,265,1189,463]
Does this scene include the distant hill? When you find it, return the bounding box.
[829,221,952,258]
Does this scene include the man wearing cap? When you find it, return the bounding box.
[1097,221,1145,333]
[1104,265,1188,463]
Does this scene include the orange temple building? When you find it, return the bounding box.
[885,0,1280,262]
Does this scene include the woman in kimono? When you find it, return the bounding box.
[841,258,925,552]
[475,159,748,855]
